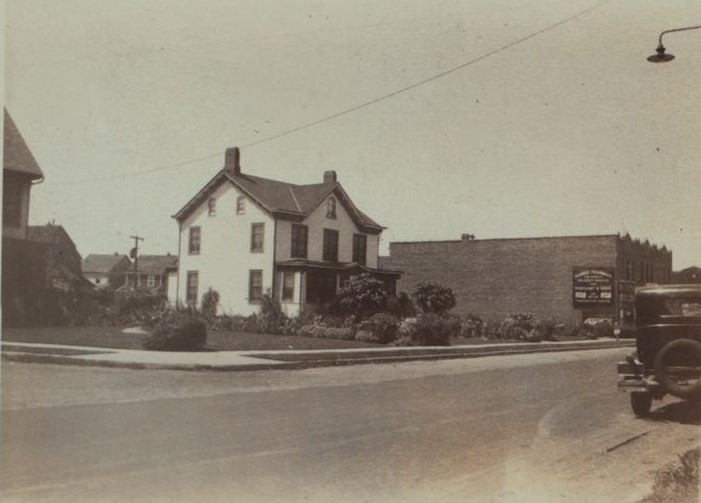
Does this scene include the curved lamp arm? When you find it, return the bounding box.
[649,24,701,62]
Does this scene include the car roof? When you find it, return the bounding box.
[636,284,701,298]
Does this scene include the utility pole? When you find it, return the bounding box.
[130,235,144,289]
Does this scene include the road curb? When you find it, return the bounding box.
[1,339,634,371]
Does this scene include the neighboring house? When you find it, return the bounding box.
[672,266,701,284]
[82,253,132,289]
[3,109,44,240]
[124,254,177,291]
[384,233,673,325]
[28,223,89,291]
[173,147,400,315]
[2,109,48,325]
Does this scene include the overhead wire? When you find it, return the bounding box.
[59,0,615,185]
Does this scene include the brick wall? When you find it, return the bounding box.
[386,235,621,324]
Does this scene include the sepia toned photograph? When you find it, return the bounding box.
[2,1,700,501]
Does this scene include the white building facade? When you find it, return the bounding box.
[173,147,398,316]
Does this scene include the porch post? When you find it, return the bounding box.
[299,271,306,309]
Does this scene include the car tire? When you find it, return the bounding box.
[630,391,652,417]
[653,338,701,400]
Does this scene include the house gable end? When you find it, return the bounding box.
[297,183,384,235]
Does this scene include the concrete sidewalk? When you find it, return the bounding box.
[1,338,635,371]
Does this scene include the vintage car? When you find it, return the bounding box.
[617,284,701,416]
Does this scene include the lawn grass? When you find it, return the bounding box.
[1,326,383,351]
[2,326,589,352]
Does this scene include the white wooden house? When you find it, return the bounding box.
[173,147,400,316]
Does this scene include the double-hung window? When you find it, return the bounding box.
[323,229,339,262]
[291,224,308,258]
[352,234,367,265]
[249,270,263,302]
[186,271,199,308]
[189,227,201,255]
[251,223,264,253]
[282,272,295,301]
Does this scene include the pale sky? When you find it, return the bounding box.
[4,0,701,268]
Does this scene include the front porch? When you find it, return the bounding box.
[274,260,401,317]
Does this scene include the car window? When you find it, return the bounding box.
[663,298,701,317]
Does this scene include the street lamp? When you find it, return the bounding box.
[647,24,701,62]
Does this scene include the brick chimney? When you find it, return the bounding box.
[323,170,337,184]
[225,147,240,175]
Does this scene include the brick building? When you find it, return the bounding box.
[383,233,672,325]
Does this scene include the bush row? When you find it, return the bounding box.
[297,312,459,346]
[5,287,170,328]
[293,312,616,346]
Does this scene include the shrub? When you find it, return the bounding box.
[298,322,354,340]
[482,319,503,340]
[143,312,207,351]
[499,313,540,342]
[114,289,168,326]
[354,330,376,343]
[385,292,416,318]
[201,288,220,319]
[398,317,418,337]
[336,273,388,317]
[322,327,355,340]
[256,294,290,334]
[460,314,484,338]
[357,313,400,344]
[411,283,456,314]
[577,323,598,339]
[210,314,257,333]
[593,320,615,338]
[394,313,460,346]
[535,320,557,341]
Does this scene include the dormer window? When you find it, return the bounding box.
[236,196,245,215]
[208,197,217,216]
[326,197,337,219]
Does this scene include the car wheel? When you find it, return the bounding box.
[630,391,652,417]
[654,338,701,400]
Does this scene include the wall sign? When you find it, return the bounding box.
[573,267,614,306]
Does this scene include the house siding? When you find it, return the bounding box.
[275,195,379,268]
[177,182,275,314]
[2,172,31,240]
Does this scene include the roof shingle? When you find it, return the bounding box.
[174,164,383,232]
[82,254,131,274]
[4,109,43,180]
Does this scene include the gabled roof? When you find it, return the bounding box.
[131,254,177,275]
[4,109,44,180]
[174,166,384,233]
[82,254,131,274]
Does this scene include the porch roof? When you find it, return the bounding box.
[276,259,402,277]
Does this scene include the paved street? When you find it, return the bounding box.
[2,348,699,502]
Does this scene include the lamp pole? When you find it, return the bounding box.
[648,24,701,62]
